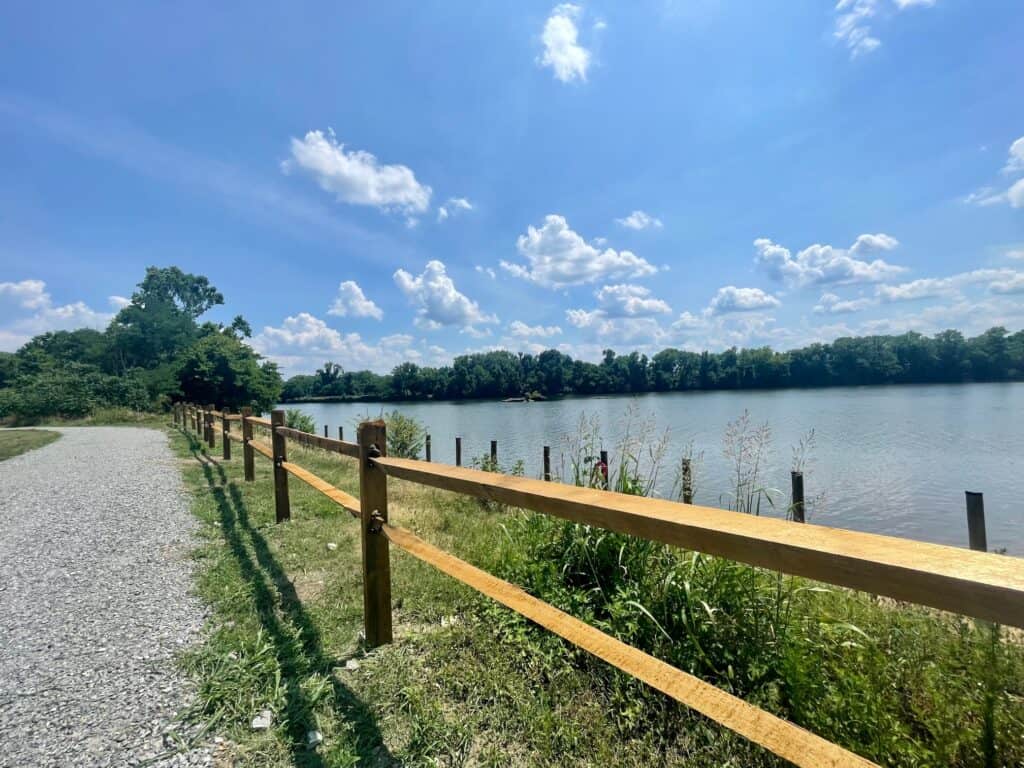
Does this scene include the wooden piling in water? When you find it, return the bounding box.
[425,434,431,462]
[455,437,462,467]
[966,491,987,552]
[791,471,805,524]
[324,424,328,438]
[490,440,497,467]
[681,458,693,504]
[338,425,344,441]
[599,450,609,488]
[543,445,551,481]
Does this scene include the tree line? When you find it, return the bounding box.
[0,267,282,423]
[282,327,1024,402]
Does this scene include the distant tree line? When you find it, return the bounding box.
[0,267,282,423]
[282,327,1024,403]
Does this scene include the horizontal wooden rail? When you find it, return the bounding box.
[276,427,360,458]
[249,440,273,460]
[373,457,1024,629]
[247,417,273,429]
[381,521,875,768]
[225,413,242,421]
[281,461,360,517]
[226,432,245,444]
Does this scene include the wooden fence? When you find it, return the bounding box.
[172,403,1024,768]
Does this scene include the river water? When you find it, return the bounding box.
[282,382,1024,553]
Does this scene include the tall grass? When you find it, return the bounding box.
[496,408,1024,766]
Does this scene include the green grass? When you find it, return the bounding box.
[40,406,168,427]
[169,424,1024,767]
[0,428,60,460]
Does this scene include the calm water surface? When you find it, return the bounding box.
[283,383,1024,553]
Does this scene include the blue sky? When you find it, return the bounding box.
[1,1,1022,375]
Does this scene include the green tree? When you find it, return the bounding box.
[176,334,281,412]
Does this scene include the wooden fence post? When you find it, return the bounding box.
[358,420,393,648]
[543,445,551,481]
[490,440,497,467]
[241,407,254,482]
[791,471,805,524]
[455,437,462,467]
[192,406,199,435]
[966,491,987,552]
[681,458,693,504]
[271,409,290,523]
[206,405,216,449]
[425,434,431,462]
[221,411,231,460]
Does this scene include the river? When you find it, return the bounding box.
[281,382,1024,553]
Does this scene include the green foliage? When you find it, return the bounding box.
[177,333,281,412]
[0,266,274,423]
[0,429,60,460]
[281,327,1024,403]
[285,409,316,433]
[383,410,425,458]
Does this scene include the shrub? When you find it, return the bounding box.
[384,409,425,458]
[285,409,316,433]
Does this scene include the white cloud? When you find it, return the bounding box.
[393,260,497,332]
[252,312,448,376]
[706,286,781,315]
[503,214,658,288]
[1008,178,1024,209]
[475,265,497,279]
[754,234,904,287]
[327,280,383,320]
[437,197,473,222]
[963,186,1006,207]
[1003,136,1024,175]
[1006,249,1024,261]
[594,284,672,317]
[508,320,562,338]
[671,311,703,330]
[0,279,50,309]
[833,0,934,59]
[539,4,591,83]
[0,280,114,351]
[284,129,431,214]
[987,274,1024,295]
[813,292,875,314]
[108,295,131,310]
[616,210,663,230]
[876,268,1022,302]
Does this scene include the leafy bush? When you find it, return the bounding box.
[285,409,316,433]
[384,409,425,458]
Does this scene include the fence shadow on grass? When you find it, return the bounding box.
[186,432,393,767]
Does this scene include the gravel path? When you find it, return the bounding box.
[0,427,211,768]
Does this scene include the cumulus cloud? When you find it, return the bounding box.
[508,320,562,338]
[876,268,1023,302]
[593,284,672,317]
[283,129,431,214]
[108,295,131,310]
[1009,178,1024,209]
[327,280,383,320]
[990,274,1024,295]
[393,260,497,332]
[252,312,448,376]
[503,215,657,288]
[616,210,663,230]
[0,279,115,351]
[437,197,473,222]
[1003,136,1024,175]
[539,4,591,83]
[813,292,875,314]
[706,286,781,315]
[754,234,904,287]
[475,265,497,279]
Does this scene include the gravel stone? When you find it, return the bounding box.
[0,427,213,767]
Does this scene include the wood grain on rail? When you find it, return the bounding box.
[281,461,360,517]
[248,440,273,460]
[246,417,273,429]
[276,427,360,458]
[373,457,1024,628]
[381,522,877,768]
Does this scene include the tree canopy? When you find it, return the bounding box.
[281,328,1024,403]
[0,267,281,423]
